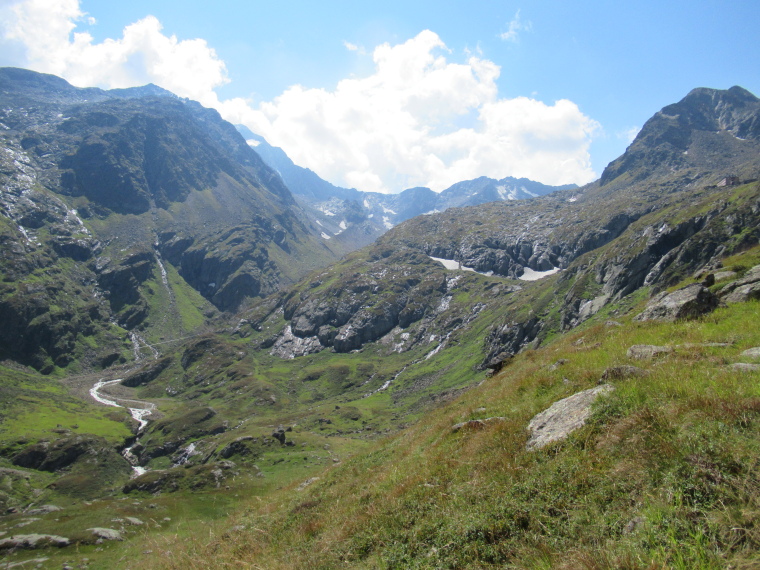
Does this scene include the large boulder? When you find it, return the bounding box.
[527,385,615,450]
[634,283,720,322]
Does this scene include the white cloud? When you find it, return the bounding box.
[0,2,599,193]
[232,30,597,192]
[0,0,229,107]
[343,41,359,51]
[500,10,532,42]
[618,126,641,144]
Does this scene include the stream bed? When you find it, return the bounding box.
[90,378,155,477]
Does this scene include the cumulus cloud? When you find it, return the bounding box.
[0,0,229,107]
[231,30,598,192]
[0,1,599,193]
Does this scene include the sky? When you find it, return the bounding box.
[0,0,758,194]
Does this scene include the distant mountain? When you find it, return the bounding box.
[237,125,576,251]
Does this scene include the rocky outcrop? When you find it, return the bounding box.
[626,345,673,360]
[11,435,125,473]
[269,249,449,357]
[122,355,173,387]
[0,533,70,550]
[741,347,760,359]
[526,385,615,450]
[123,461,238,493]
[162,223,285,312]
[87,528,122,541]
[634,283,721,322]
[95,251,154,328]
[481,318,541,370]
[718,264,760,304]
[219,436,260,459]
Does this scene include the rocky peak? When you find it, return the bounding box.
[601,86,760,185]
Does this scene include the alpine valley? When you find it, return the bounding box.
[1,68,760,569]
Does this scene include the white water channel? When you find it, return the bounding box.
[90,379,155,477]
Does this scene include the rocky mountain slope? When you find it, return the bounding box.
[0,83,759,569]
[238,125,575,251]
[252,86,760,366]
[0,67,338,371]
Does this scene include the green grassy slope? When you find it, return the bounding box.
[139,246,760,570]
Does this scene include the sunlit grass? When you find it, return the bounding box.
[139,286,760,569]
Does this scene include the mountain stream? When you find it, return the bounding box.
[90,379,155,477]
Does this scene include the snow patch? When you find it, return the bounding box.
[382,216,393,230]
[430,256,460,270]
[246,139,260,147]
[321,232,331,240]
[519,267,560,281]
[429,256,493,276]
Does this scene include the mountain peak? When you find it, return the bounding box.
[600,85,760,185]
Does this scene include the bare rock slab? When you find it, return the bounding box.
[0,534,70,549]
[740,347,760,359]
[527,384,614,450]
[635,283,720,322]
[732,363,760,372]
[87,528,123,541]
[627,345,673,360]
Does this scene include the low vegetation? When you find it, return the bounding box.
[131,247,760,569]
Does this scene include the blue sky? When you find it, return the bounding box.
[1,0,758,193]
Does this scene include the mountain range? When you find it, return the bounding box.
[239,124,576,250]
[0,69,759,569]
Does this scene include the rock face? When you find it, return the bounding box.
[267,248,451,357]
[219,436,259,459]
[718,264,760,304]
[634,283,721,322]
[0,67,338,371]
[601,86,760,185]
[526,385,615,450]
